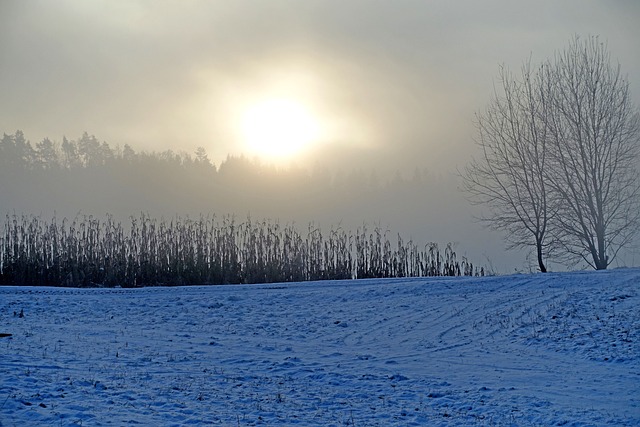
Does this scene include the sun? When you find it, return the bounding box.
[241,98,321,161]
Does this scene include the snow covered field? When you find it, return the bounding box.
[1,269,639,426]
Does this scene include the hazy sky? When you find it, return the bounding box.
[1,1,640,272]
[2,0,639,172]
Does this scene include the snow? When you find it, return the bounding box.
[1,269,639,426]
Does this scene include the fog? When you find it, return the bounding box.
[1,1,639,272]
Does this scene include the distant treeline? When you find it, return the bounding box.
[0,214,485,287]
[0,130,215,170]
[0,130,456,214]
[0,130,458,224]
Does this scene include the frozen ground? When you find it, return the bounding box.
[1,269,639,426]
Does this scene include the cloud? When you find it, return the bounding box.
[1,0,638,173]
[1,0,639,271]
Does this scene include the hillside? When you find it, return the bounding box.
[1,269,639,425]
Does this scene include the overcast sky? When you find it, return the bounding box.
[2,0,639,172]
[1,1,640,272]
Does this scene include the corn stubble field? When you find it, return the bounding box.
[0,213,483,288]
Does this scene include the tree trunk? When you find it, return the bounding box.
[594,225,608,270]
[536,238,547,273]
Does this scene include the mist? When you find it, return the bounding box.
[1,1,639,272]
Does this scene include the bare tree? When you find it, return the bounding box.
[462,62,552,272]
[543,36,640,269]
[464,35,640,271]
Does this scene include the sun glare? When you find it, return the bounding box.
[241,99,321,161]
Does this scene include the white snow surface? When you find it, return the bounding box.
[1,269,639,426]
